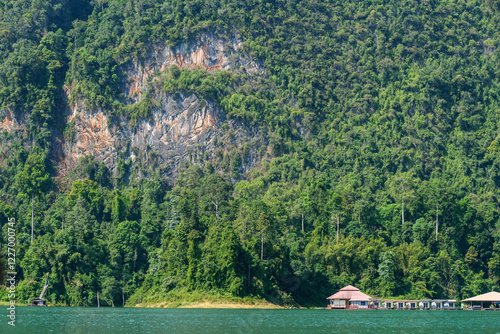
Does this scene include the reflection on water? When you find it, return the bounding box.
[2,307,500,334]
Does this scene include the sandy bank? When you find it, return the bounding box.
[136,300,284,309]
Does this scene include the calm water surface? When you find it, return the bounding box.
[2,307,500,333]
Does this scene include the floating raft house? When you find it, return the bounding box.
[461,291,500,310]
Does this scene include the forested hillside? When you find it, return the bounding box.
[1,0,500,307]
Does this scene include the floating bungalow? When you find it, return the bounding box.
[444,300,457,309]
[405,300,419,310]
[380,299,457,310]
[327,287,500,310]
[381,299,395,309]
[27,298,47,306]
[326,285,373,309]
[419,299,432,309]
[461,291,500,310]
[394,301,405,309]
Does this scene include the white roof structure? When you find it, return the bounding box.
[461,291,500,302]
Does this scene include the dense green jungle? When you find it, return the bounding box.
[1,0,500,307]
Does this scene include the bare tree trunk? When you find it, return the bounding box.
[301,213,304,232]
[260,234,264,261]
[133,248,137,272]
[402,199,405,225]
[336,212,340,244]
[31,193,34,243]
[39,273,49,299]
[436,203,439,241]
[401,182,405,225]
[97,291,100,308]
[111,300,114,307]
[212,201,219,220]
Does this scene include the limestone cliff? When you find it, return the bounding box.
[0,33,263,181]
[123,33,263,102]
[58,33,264,180]
[62,92,218,177]
[0,108,25,132]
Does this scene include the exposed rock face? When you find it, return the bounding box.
[61,91,228,177]
[60,35,264,179]
[0,108,26,132]
[124,33,263,102]
[2,33,264,181]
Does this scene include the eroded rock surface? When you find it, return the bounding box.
[124,33,264,102]
[61,92,228,177]
[2,33,264,181]
[0,108,26,132]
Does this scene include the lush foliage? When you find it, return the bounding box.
[1,0,500,306]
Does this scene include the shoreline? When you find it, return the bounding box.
[0,301,26,306]
[0,298,286,309]
[126,289,291,309]
[135,300,285,309]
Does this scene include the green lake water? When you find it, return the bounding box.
[2,307,500,333]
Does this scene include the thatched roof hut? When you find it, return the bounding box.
[327,285,372,309]
[327,285,372,301]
